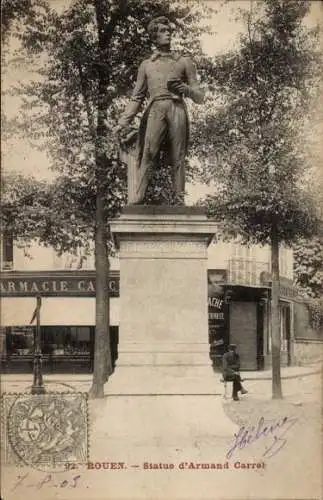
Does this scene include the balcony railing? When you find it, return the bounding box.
[228,258,270,287]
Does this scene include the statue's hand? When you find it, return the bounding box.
[167,78,189,97]
[115,124,137,146]
[114,124,124,137]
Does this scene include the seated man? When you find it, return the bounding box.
[222,344,248,401]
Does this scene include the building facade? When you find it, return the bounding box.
[1,234,298,373]
[0,236,120,373]
[207,240,296,370]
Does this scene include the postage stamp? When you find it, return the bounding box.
[1,392,89,469]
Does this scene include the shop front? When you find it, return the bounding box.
[0,271,119,373]
[208,269,297,371]
[1,268,297,373]
[208,268,267,371]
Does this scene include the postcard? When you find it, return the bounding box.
[1,1,322,499]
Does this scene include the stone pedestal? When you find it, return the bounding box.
[111,207,214,367]
[108,206,237,435]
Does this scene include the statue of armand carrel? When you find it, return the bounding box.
[116,16,205,205]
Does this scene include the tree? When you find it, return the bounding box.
[3,0,215,397]
[0,171,120,255]
[196,0,321,398]
[1,173,51,244]
[294,235,323,299]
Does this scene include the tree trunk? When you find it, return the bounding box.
[270,225,283,399]
[89,0,119,398]
[89,192,112,399]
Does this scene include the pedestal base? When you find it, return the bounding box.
[107,365,220,395]
[117,341,209,365]
[106,365,237,436]
[109,207,237,435]
[110,206,216,366]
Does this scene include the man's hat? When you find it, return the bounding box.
[229,343,237,348]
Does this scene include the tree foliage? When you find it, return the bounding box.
[0,170,125,254]
[1,172,50,243]
[1,0,39,42]
[294,235,323,299]
[197,0,321,245]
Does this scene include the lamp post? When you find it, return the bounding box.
[31,294,45,394]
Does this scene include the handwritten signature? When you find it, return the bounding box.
[11,472,81,491]
[226,415,298,460]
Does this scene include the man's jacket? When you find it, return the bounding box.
[222,351,240,380]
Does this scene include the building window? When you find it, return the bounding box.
[2,326,93,358]
[267,303,291,356]
[42,326,92,356]
[280,303,291,352]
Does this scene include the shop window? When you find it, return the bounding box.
[5,326,35,356]
[0,327,6,355]
[42,326,92,356]
[3,326,92,358]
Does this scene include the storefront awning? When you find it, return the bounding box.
[0,297,119,326]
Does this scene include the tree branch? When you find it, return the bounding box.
[94,0,126,50]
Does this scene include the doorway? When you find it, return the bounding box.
[229,301,258,370]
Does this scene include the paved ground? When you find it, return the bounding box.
[1,362,321,393]
[1,363,322,500]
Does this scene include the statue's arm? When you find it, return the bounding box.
[184,57,204,104]
[118,61,148,127]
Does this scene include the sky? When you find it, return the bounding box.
[2,0,322,188]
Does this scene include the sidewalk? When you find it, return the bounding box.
[1,361,321,389]
[243,361,322,380]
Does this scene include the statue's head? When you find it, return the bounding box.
[147,16,171,48]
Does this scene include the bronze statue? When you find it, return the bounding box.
[117,16,204,205]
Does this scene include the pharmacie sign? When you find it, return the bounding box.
[0,273,119,297]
